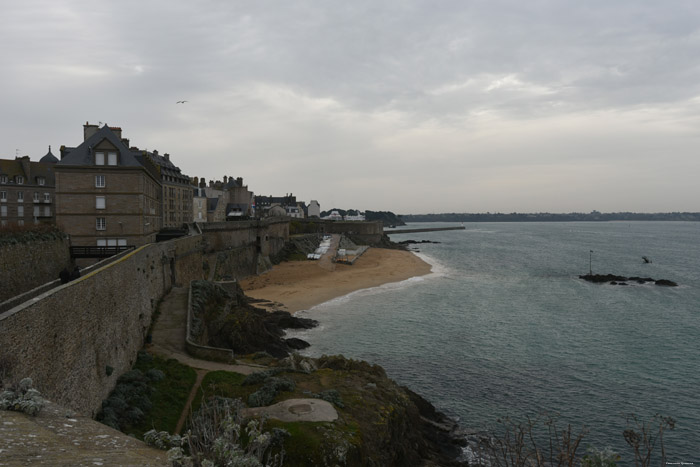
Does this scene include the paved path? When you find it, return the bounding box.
[148,287,262,374]
[317,234,340,271]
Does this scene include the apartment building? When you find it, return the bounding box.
[0,148,57,227]
[145,150,192,229]
[55,123,162,247]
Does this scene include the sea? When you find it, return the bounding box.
[286,222,699,464]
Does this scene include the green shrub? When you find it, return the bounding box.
[0,378,45,416]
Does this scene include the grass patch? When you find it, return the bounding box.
[192,370,248,414]
[99,351,197,439]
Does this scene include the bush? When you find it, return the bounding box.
[0,378,45,416]
[247,377,295,408]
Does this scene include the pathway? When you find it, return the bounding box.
[149,286,335,427]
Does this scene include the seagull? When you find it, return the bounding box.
[176,100,188,104]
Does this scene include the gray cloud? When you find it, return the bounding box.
[2,0,700,213]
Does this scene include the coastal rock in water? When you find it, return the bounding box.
[579,274,678,287]
[285,337,311,350]
[655,279,678,287]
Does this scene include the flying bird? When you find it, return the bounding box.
[176,100,188,104]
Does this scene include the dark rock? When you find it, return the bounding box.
[655,279,678,287]
[285,338,311,350]
[581,274,677,287]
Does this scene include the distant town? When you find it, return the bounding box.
[0,122,384,247]
[401,211,700,223]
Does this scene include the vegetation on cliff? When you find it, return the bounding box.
[190,280,317,358]
[0,223,65,247]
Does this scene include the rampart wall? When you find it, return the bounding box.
[0,219,288,416]
[0,236,72,303]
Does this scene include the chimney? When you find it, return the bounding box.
[199,178,206,188]
[164,153,170,161]
[109,126,122,139]
[223,175,228,184]
[121,138,130,147]
[237,177,243,186]
[83,122,99,141]
[209,180,213,188]
[153,149,159,156]
[192,176,198,186]
[60,145,67,160]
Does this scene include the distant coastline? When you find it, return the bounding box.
[401,211,700,223]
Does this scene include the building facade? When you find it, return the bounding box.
[55,123,162,247]
[0,148,57,227]
[145,150,191,229]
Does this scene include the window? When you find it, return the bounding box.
[95,175,105,188]
[96,196,106,209]
[96,217,106,230]
[0,175,6,184]
[37,177,45,186]
[0,191,5,202]
[118,238,126,246]
[44,192,50,202]
[18,206,24,217]
[17,220,24,226]
[33,206,40,217]
[0,220,5,226]
[43,206,50,217]
[17,192,23,202]
[107,152,117,166]
[33,192,39,202]
[95,152,105,165]
[1,206,6,217]
[97,239,107,247]
[16,176,24,184]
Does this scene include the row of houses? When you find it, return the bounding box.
[1,122,321,247]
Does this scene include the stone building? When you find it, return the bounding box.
[55,123,162,247]
[144,150,191,229]
[200,176,254,222]
[0,148,58,227]
[307,200,321,218]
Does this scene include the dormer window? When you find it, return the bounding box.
[0,175,7,184]
[37,177,45,186]
[15,176,24,185]
[96,152,105,165]
[108,152,117,165]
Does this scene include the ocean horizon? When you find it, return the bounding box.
[288,221,699,464]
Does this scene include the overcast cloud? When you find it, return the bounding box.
[2,0,700,213]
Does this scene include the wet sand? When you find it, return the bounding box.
[239,248,431,313]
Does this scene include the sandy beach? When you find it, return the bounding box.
[240,248,432,313]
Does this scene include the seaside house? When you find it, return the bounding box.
[55,123,162,247]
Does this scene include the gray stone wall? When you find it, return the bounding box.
[0,220,288,416]
[0,236,71,303]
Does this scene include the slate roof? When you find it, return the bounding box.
[58,125,143,167]
[0,158,56,186]
[40,146,59,164]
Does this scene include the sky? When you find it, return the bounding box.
[2,0,700,214]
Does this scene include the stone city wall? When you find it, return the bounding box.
[0,235,72,303]
[0,219,288,416]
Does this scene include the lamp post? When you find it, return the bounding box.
[589,250,593,275]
